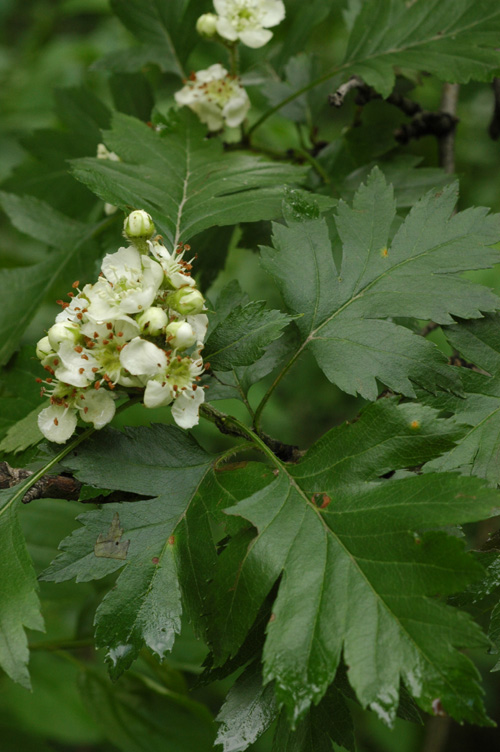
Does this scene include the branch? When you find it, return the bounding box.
[488,77,500,140]
[0,461,142,505]
[200,404,303,463]
[437,82,459,173]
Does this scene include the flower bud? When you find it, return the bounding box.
[196,13,218,38]
[36,336,53,361]
[47,322,81,350]
[168,288,205,315]
[166,321,197,350]
[136,306,168,336]
[123,210,155,240]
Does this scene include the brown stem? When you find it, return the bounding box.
[438,82,459,173]
[489,77,500,140]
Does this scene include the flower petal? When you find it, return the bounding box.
[101,246,141,284]
[171,387,205,429]
[38,405,78,444]
[119,337,167,376]
[216,16,239,41]
[79,389,116,428]
[144,379,175,408]
[239,27,273,47]
[261,0,285,27]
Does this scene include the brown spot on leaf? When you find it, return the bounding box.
[94,512,130,560]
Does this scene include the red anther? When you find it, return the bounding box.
[74,307,81,312]
[189,71,196,81]
[203,385,209,389]
[117,331,123,337]
[46,377,53,383]
[56,299,64,306]
[87,341,95,348]
[177,355,182,362]
[68,292,74,298]
[92,367,99,373]
[192,384,198,390]
[84,406,89,413]
[72,280,80,288]
[79,367,85,374]
[44,366,55,374]
[102,339,109,345]
[204,362,211,369]
[53,358,60,366]
[81,308,88,313]
[76,313,83,320]
[94,332,99,339]
[36,377,43,383]
[80,394,85,400]
[173,385,178,391]
[95,381,101,389]
[106,322,113,330]
[184,244,191,250]
[74,345,83,353]
[109,383,115,390]
[62,302,69,308]
[81,354,89,360]
[54,418,59,426]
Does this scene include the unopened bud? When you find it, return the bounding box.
[136,306,168,336]
[97,143,119,161]
[168,288,205,315]
[196,13,218,38]
[47,322,81,350]
[166,321,196,350]
[124,210,155,240]
[36,336,53,361]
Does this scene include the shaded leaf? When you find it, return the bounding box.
[204,302,294,371]
[0,482,44,688]
[41,425,218,678]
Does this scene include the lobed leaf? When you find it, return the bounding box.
[261,168,500,400]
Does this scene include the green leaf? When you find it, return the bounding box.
[273,685,356,752]
[0,406,43,454]
[208,398,498,725]
[70,111,320,247]
[421,314,500,486]
[0,194,103,366]
[41,425,218,678]
[0,348,44,443]
[215,661,278,752]
[79,670,215,752]
[109,0,210,77]
[261,169,500,400]
[341,0,500,98]
[0,482,44,688]
[204,302,294,372]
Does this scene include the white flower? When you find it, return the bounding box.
[137,306,168,336]
[47,321,81,350]
[187,313,209,346]
[119,337,167,377]
[37,386,116,444]
[86,247,163,321]
[97,143,120,161]
[123,210,155,240]
[148,240,196,289]
[174,64,250,131]
[168,287,205,316]
[196,12,218,37]
[213,0,285,48]
[53,341,99,388]
[171,386,205,429]
[166,321,197,350]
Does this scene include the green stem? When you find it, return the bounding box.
[228,43,240,76]
[296,148,331,184]
[30,638,95,652]
[248,66,344,136]
[253,344,305,434]
[200,404,281,469]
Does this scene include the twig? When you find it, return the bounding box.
[0,461,143,505]
[438,82,459,173]
[419,321,440,337]
[488,77,500,140]
[328,75,364,107]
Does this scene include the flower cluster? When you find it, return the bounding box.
[174,64,250,131]
[36,210,208,444]
[198,0,285,48]
[175,0,285,130]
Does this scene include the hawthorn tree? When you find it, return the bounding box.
[1,1,500,750]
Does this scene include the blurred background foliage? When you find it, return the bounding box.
[1,1,500,750]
